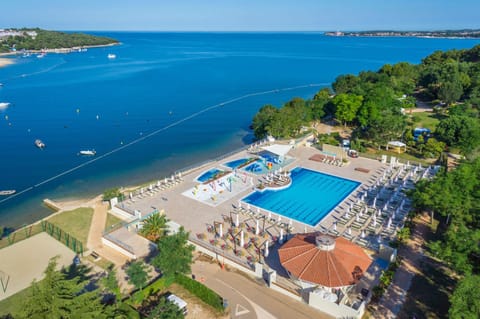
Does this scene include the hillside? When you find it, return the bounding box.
[0,28,118,53]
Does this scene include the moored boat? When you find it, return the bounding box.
[0,190,16,196]
[107,53,116,59]
[79,150,96,156]
[0,102,10,109]
[35,139,46,149]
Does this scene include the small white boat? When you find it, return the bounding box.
[0,102,10,109]
[37,53,46,58]
[0,190,16,196]
[107,54,116,59]
[79,150,96,156]
[35,139,46,149]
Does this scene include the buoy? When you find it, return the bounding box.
[76,108,80,113]
[96,114,99,120]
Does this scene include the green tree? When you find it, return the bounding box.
[102,264,121,302]
[332,93,363,126]
[140,212,169,242]
[438,81,463,105]
[126,261,150,292]
[435,116,480,155]
[153,227,195,278]
[103,187,122,201]
[147,296,184,319]
[449,275,480,319]
[332,74,360,94]
[21,258,104,319]
[252,104,278,139]
[423,138,445,158]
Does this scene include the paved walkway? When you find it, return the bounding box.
[371,214,429,318]
[192,260,332,319]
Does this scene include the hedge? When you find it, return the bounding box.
[174,274,224,311]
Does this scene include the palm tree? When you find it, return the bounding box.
[140,213,169,242]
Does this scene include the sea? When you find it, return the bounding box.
[1,32,479,228]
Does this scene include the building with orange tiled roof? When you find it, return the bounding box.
[278,232,372,289]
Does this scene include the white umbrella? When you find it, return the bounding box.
[347,227,352,235]
[345,210,350,219]
[304,226,307,233]
[289,218,293,225]
[356,214,360,222]
[372,197,377,207]
[129,192,133,199]
[247,203,251,211]
[219,224,223,238]
[255,220,260,235]
[384,203,388,211]
[279,229,284,243]
[350,202,354,210]
[365,206,368,214]
[377,235,382,244]
[179,172,182,178]
[387,217,392,229]
[164,177,168,184]
[240,231,244,247]
[361,230,366,238]
[268,212,272,219]
[278,216,282,223]
[378,209,382,217]
[235,214,240,227]
[238,200,242,208]
[373,217,377,227]
[264,241,269,257]
[171,174,174,181]
[333,222,337,231]
[156,180,161,187]
[257,207,260,214]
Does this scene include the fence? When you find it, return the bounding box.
[41,220,84,255]
[0,223,44,250]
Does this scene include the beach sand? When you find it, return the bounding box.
[0,58,14,68]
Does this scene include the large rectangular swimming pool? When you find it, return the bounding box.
[242,167,360,226]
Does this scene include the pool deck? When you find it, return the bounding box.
[121,144,385,241]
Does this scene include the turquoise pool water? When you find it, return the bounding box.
[196,168,223,183]
[242,167,360,226]
[224,158,249,169]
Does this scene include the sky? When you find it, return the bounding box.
[2,0,480,31]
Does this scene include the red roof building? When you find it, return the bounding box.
[278,233,372,288]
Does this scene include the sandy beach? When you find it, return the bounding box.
[0,58,14,68]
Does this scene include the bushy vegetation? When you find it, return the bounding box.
[174,274,224,311]
[0,28,117,52]
[252,44,480,158]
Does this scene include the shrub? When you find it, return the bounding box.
[174,274,224,311]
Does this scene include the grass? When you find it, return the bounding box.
[408,111,444,131]
[105,213,123,232]
[47,207,94,245]
[0,285,33,317]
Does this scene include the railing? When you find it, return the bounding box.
[189,236,254,270]
[103,233,135,255]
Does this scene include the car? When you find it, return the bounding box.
[348,149,358,158]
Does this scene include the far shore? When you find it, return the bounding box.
[0,42,120,58]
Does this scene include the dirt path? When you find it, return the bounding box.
[371,214,430,318]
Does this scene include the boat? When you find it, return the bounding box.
[79,150,96,156]
[35,139,46,149]
[36,53,45,58]
[107,54,116,59]
[0,102,10,109]
[0,190,16,196]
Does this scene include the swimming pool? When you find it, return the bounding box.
[242,167,360,226]
[224,158,250,169]
[196,168,223,183]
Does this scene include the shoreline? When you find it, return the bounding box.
[0,57,14,68]
[0,42,120,58]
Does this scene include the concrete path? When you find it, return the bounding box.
[371,214,429,318]
[86,201,108,251]
[192,260,332,319]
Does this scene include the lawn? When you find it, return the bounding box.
[47,207,94,245]
[105,213,123,232]
[0,285,33,317]
[409,111,444,131]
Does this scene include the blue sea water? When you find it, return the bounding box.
[242,167,360,226]
[0,32,479,228]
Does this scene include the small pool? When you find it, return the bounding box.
[244,160,264,173]
[242,167,360,226]
[224,158,250,169]
[196,168,223,183]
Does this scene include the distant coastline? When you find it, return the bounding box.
[325,29,480,39]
